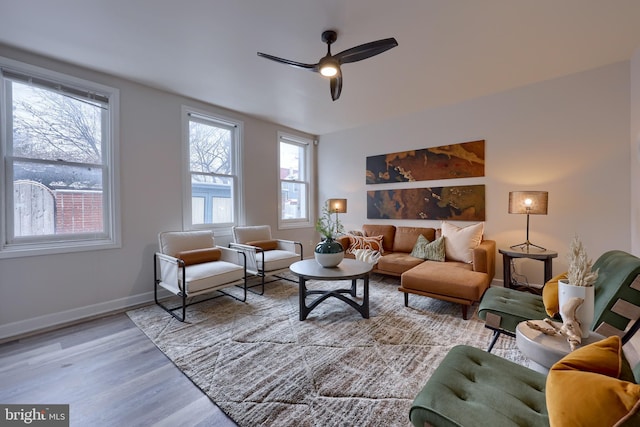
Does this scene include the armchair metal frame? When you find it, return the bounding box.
[154,244,248,322]
[229,240,303,295]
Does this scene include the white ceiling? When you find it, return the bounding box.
[1,0,640,136]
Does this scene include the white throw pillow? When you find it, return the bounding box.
[441,221,484,263]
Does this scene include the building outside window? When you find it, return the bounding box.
[0,57,120,258]
[278,132,313,229]
[183,107,242,231]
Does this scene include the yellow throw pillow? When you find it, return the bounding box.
[176,248,222,265]
[246,239,279,251]
[551,335,622,377]
[546,336,640,427]
[542,272,568,317]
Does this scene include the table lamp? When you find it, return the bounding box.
[328,198,347,217]
[509,191,548,250]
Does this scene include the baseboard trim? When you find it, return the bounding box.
[0,289,171,342]
[490,278,504,287]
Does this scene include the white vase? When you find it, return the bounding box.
[314,238,344,267]
[557,279,595,339]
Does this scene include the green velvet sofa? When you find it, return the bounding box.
[411,344,549,427]
[410,333,640,427]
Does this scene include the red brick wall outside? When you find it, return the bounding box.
[54,191,103,233]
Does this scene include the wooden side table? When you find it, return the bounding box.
[499,247,558,294]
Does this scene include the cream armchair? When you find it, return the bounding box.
[230,225,303,294]
[154,230,247,321]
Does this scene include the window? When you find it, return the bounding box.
[182,107,242,231]
[278,132,313,229]
[0,57,120,258]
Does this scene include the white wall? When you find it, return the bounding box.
[631,48,640,255]
[0,45,318,339]
[319,62,631,286]
[1,45,634,340]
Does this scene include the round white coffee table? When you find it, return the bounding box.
[289,259,373,320]
[516,320,605,373]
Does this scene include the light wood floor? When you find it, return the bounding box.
[0,313,237,427]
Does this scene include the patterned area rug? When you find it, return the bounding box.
[127,274,527,426]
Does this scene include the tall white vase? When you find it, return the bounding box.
[557,279,595,339]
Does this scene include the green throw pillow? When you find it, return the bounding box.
[410,235,445,262]
[410,234,430,258]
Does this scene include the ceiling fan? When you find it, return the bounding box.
[257,30,398,101]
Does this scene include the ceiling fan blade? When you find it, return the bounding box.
[330,75,342,101]
[334,38,398,65]
[257,52,318,71]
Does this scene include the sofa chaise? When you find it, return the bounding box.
[337,223,495,319]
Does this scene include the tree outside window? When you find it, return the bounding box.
[1,60,119,258]
[184,110,241,228]
[11,82,105,236]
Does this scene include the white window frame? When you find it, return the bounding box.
[0,56,121,259]
[181,105,243,235]
[277,132,314,230]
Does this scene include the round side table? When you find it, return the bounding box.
[515,320,605,373]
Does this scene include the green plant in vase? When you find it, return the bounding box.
[314,201,345,267]
[315,201,344,240]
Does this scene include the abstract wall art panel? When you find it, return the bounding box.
[366,140,485,184]
[367,185,485,221]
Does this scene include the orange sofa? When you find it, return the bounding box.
[337,224,496,319]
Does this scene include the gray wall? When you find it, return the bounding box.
[0,45,318,339]
[318,61,632,286]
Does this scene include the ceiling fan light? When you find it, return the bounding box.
[320,64,338,77]
[319,56,339,77]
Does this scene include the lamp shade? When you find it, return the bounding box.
[328,198,347,214]
[508,191,548,215]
